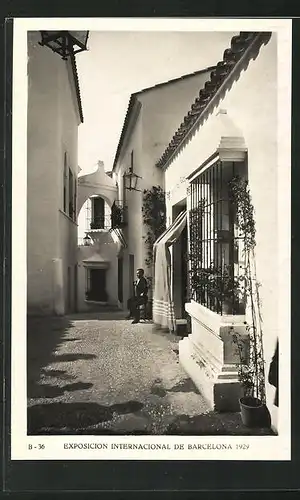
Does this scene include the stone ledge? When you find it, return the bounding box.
[179,337,241,412]
[185,300,246,331]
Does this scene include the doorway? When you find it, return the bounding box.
[118,256,123,304]
[129,254,135,298]
[67,266,72,313]
[74,264,78,312]
[172,200,188,319]
[87,268,107,302]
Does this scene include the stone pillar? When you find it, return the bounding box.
[52,258,65,315]
[179,301,248,411]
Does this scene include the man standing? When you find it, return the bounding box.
[127,268,148,324]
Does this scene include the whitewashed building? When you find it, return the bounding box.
[112,67,215,312]
[152,32,279,431]
[27,31,88,315]
[76,161,126,312]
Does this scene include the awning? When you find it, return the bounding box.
[153,211,187,332]
[110,228,127,252]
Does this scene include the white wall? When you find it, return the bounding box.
[27,32,80,315]
[165,34,278,426]
[140,69,212,165]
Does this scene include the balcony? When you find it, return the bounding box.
[111,201,127,229]
[85,202,127,233]
[89,215,111,230]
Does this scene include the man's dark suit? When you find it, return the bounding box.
[128,277,148,321]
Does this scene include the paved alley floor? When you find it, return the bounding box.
[27,314,274,436]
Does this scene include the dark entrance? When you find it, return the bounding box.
[180,224,188,316]
[172,201,188,320]
[67,266,72,312]
[74,264,78,312]
[118,256,123,303]
[129,254,135,298]
[87,268,107,302]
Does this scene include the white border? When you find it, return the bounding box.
[11,17,292,461]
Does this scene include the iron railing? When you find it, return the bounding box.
[188,160,246,315]
[84,200,127,231]
[88,214,111,230]
[111,201,127,229]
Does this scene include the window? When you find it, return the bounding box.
[188,159,246,315]
[63,152,68,213]
[91,197,105,229]
[74,178,77,221]
[68,168,74,219]
[63,152,77,222]
[130,150,134,171]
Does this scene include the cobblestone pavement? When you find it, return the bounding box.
[27,314,274,436]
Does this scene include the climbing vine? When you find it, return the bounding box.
[142,186,166,272]
[228,175,265,404]
[229,175,256,252]
[187,174,266,403]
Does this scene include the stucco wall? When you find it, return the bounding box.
[164,34,278,426]
[140,69,213,166]
[59,212,78,312]
[27,32,80,314]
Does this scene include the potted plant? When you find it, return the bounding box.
[189,263,245,315]
[228,175,271,428]
[232,326,270,428]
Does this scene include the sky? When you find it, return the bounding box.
[76,30,237,174]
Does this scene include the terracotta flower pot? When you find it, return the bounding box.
[239,396,270,428]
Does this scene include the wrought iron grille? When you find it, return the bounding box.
[188,160,246,315]
[89,215,112,230]
[85,197,110,230]
[84,199,127,230]
[111,201,127,229]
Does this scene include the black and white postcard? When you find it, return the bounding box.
[10,17,291,461]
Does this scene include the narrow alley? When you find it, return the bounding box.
[27,313,273,436]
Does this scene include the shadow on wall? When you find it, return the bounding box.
[27,315,97,401]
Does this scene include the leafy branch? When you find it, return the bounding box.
[142,186,166,270]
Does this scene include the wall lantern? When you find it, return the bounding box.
[39,31,89,60]
[123,167,142,192]
[83,233,92,246]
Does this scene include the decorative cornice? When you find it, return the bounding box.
[156,31,272,171]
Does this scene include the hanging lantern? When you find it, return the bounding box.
[123,167,142,192]
[39,31,89,60]
[83,233,92,246]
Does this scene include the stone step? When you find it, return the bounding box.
[175,319,188,336]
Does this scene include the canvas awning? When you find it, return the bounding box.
[153,210,187,332]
